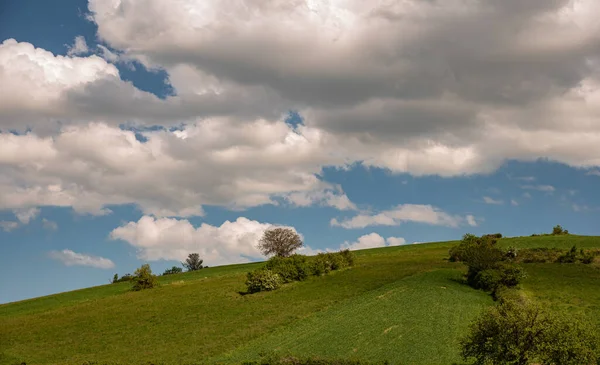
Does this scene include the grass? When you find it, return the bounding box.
[1,235,599,365]
[217,269,492,365]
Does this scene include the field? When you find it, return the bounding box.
[1,235,599,365]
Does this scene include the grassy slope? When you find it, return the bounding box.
[1,235,599,365]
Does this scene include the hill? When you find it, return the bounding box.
[1,235,599,365]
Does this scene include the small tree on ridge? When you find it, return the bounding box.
[258,227,303,258]
[182,253,204,271]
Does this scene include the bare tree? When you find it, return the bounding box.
[182,253,204,271]
[258,227,303,257]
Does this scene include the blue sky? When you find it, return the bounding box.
[1,0,600,304]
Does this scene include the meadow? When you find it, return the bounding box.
[1,235,599,365]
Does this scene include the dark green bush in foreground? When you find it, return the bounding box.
[461,299,599,365]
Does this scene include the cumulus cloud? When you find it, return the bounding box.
[340,233,406,251]
[2,0,600,219]
[331,204,470,229]
[48,249,115,269]
[66,36,89,56]
[109,215,307,264]
[483,196,504,205]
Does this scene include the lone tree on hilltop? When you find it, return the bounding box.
[182,253,204,271]
[258,227,303,257]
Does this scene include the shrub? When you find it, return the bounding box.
[552,224,570,235]
[338,249,355,267]
[557,245,579,263]
[505,246,518,260]
[258,227,303,257]
[245,269,282,293]
[461,299,599,365]
[131,264,158,291]
[310,252,350,276]
[112,273,133,283]
[473,269,502,292]
[162,266,183,275]
[518,247,564,263]
[311,253,333,276]
[449,233,500,263]
[472,264,525,294]
[265,255,311,283]
[581,251,596,264]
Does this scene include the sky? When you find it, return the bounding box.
[1,0,600,304]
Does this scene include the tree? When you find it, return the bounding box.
[553,224,565,235]
[461,299,598,365]
[131,264,158,291]
[162,266,183,275]
[258,227,303,257]
[182,253,203,271]
[112,273,119,283]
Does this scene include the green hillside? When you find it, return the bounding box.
[1,235,599,365]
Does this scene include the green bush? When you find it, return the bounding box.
[131,264,158,291]
[245,269,282,293]
[311,253,333,276]
[162,266,183,275]
[473,269,502,292]
[461,299,599,365]
[518,247,564,263]
[557,245,579,263]
[112,273,133,283]
[265,255,311,283]
[338,249,355,266]
[310,252,349,275]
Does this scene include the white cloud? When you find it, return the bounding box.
[340,233,406,251]
[331,204,470,229]
[66,36,88,56]
[2,0,600,219]
[523,192,533,199]
[285,187,356,210]
[521,185,556,193]
[48,249,115,269]
[0,221,18,232]
[483,196,504,205]
[14,207,40,224]
[386,236,407,246]
[42,218,58,231]
[511,199,519,206]
[110,215,306,264]
[466,215,478,227]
